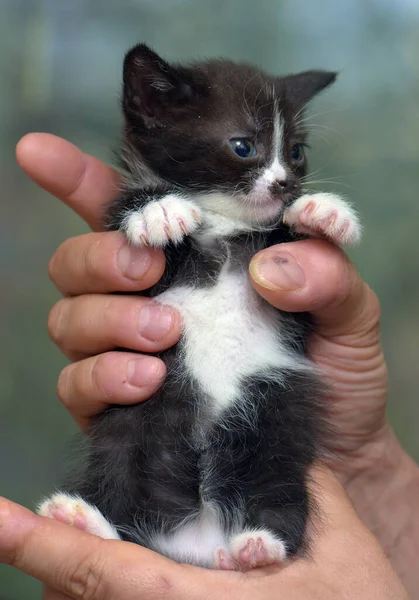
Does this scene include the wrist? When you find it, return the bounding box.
[338,425,419,594]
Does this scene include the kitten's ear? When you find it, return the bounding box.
[284,70,337,106]
[122,44,200,127]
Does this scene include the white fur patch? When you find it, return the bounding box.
[197,212,255,243]
[194,190,273,225]
[149,259,310,566]
[38,493,120,540]
[153,503,226,567]
[156,264,310,413]
[283,192,362,246]
[123,194,201,247]
[258,103,287,186]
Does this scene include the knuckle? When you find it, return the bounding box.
[48,298,70,346]
[47,251,58,284]
[101,295,122,330]
[0,499,23,567]
[56,364,73,409]
[48,238,73,284]
[89,354,111,400]
[57,355,111,408]
[365,285,381,321]
[82,235,104,282]
[64,551,106,600]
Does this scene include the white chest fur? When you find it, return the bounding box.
[156,263,307,412]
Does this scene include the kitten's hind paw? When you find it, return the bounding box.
[123,195,202,247]
[228,530,287,571]
[38,493,120,540]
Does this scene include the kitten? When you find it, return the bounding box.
[39,44,361,571]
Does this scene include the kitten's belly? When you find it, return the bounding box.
[156,266,305,411]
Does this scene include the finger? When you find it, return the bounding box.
[48,295,182,359]
[16,133,120,231]
[49,232,166,296]
[57,352,167,430]
[249,239,380,339]
[0,498,239,600]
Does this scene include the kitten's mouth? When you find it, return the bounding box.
[246,192,285,223]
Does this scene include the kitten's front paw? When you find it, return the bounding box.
[123,195,202,247]
[228,530,287,571]
[283,193,361,246]
[38,493,120,539]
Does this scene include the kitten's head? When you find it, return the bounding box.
[121,44,336,225]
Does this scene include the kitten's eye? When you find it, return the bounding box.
[291,143,305,164]
[229,138,256,159]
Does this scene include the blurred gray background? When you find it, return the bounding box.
[1,0,419,597]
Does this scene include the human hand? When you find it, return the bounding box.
[16,133,182,431]
[0,469,408,600]
[248,238,419,597]
[249,239,387,482]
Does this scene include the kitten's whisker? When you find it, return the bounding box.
[296,104,352,125]
[163,148,183,163]
[242,71,261,121]
[303,180,356,191]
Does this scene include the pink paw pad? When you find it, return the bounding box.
[44,502,87,531]
[38,493,120,540]
[229,531,287,571]
[239,537,273,567]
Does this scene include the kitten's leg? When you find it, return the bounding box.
[38,493,120,539]
[207,370,321,571]
[122,194,202,247]
[283,192,361,246]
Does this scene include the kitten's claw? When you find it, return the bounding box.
[214,548,236,570]
[228,530,287,571]
[123,195,202,247]
[38,493,120,540]
[192,210,201,224]
[178,219,187,236]
[283,192,361,246]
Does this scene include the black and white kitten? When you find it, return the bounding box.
[39,44,361,571]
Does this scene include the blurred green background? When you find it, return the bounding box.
[1,0,419,597]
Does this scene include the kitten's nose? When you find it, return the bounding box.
[274,178,297,191]
[271,176,298,195]
[270,176,300,203]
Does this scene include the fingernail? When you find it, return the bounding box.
[138,303,175,341]
[118,244,152,280]
[249,252,305,291]
[127,356,163,387]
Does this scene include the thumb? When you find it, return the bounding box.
[0,498,236,600]
[249,239,380,340]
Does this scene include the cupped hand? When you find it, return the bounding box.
[0,469,408,600]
